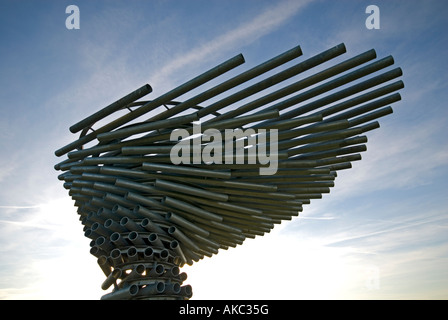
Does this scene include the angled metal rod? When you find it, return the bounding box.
[197,43,347,119]
[70,84,153,134]
[148,45,303,122]
[55,54,245,156]
[213,47,376,124]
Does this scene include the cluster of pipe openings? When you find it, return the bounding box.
[55,42,403,299]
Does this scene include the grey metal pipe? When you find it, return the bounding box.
[148,263,165,276]
[140,217,167,235]
[144,247,154,260]
[95,236,114,253]
[211,47,375,124]
[109,248,124,267]
[91,222,112,237]
[197,43,346,119]
[110,232,129,248]
[316,80,404,120]
[97,255,112,276]
[276,66,402,122]
[125,192,168,211]
[168,266,180,277]
[180,285,193,298]
[113,204,140,219]
[118,264,146,288]
[155,179,228,202]
[347,106,394,128]
[164,196,223,222]
[55,54,245,157]
[120,217,144,232]
[170,240,187,265]
[93,181,132,196]
[137,281,165,297]
[84,228,98,240]
[121,145,175,155]
[150,45,302,122]
[126,246,139,262]
[70,84,152,133]
[166,212,210,238]
[185,231,221,250]
[101,268,122,290]
[128,231,147,246]
[278,119,350,141]
[168,226,201,252]
[133,205,165,222]
[100,284,139,300]
[104,218,127,233]
[325,92,400,124]
[114,179,157,196]
[148,233,164,248]
[165,283,181,295]
[97,112,199,143]
[288,135,368,157]
[158,249,170,261]
[142,162,231,179]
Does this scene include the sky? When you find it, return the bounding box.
[0,0,447,300]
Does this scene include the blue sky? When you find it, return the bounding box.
[0,0,447,299]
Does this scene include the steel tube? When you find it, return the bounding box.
[104,218,127,233]
[148,233,164,248]
[133,206,165,222]
[125,192,168,211]
[142,162,231,179]
[101,268,122,290]
[213,47,375,124]
[101,284,139,300]
[144,247,154,260]
[166,212,210,238]
[168,226,201,252]
[140,217,167,235]
[170,240,187,265]
[113,204,139,219]
[126,246,139,262]
[109,248,124,267]
[97,112,199,143]
[164,196,223,222]
[55,54,245,157]
[198,43,346,118]
[276,67,402,122]
[91,222,112,237]
[110,232,129,248]
[150,45,302,122]
[121,145,174,155]
[137,282,165,296]
[148,263,165,276]
[315,80,404,120]
[155,179,228,202]
[95,236,114,253]
[70,84,152,133]
[128,231,147,246]
[120,217,144,232]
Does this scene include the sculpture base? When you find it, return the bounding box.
[97,245,192,300]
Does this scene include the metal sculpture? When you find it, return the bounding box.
[54,43,403,300]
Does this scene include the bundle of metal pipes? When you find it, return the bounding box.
[55,43,403,300]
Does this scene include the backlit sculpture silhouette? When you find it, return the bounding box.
[54,43,403,299]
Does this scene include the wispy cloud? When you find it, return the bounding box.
[149,0,312,88]
[0,205,41,209]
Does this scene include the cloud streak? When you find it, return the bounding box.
[149,0,312,87]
